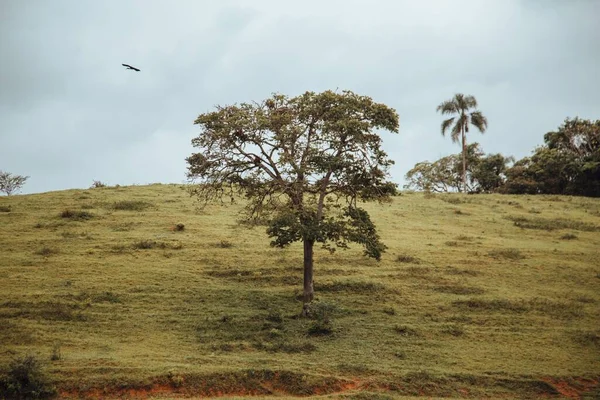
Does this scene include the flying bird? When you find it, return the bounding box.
[122,64,140,72]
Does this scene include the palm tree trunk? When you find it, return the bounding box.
[462,128,467,193]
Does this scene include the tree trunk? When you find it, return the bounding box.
[301,239,315,316]
[462,128,467,193]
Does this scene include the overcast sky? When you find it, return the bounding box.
[1,0,599,194]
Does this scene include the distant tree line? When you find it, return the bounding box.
[405,117,600,197]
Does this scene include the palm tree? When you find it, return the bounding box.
[437,94,488,193]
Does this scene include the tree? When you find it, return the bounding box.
[404,143,510,193]
[436,94,488,193]
[404,155,461,193]
[502,118,600,197]
[470,153,514,193]
[0,171,29,196]
[186,90,399,314]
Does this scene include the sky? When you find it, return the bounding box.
[1,0,599,195]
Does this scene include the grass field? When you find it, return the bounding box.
[1,184,599,399]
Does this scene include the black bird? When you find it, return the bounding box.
[122,64,140,72]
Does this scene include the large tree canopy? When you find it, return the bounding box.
[186,90,399,313]
[502,118,600,197]
[404,143,512,193]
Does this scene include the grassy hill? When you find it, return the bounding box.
[1,184,599,399]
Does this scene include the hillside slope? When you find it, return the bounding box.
[1,184,599,399]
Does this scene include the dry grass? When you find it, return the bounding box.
[0,187,599,399]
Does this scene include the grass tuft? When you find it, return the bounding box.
[111,200,152,211]
[396,254,420,264]
[488,248,524,260]
[508,215,600,231]
[559,233,578,240]
[393,325,420,337]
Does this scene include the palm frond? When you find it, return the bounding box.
[450,117,463,143]
[441,117,455,136]
[436,100,458,115]
[470,111,488,133]
[463,95,478,110]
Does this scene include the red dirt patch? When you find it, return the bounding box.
[543,377,600,399]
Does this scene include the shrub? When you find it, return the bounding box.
[90,180,106,188]
[307,319,334,336]
[60,210,94,221]
[306,301,335,336]
[174,223,185,232]
[0,205,11,212]
[0,355,56,399]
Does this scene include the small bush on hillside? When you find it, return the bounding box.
[307,301,335,336]
[90,180,106,188]
[174,223,185,231]
[60,210,94,221]
[0,205,11,212]
[0,355,56,399]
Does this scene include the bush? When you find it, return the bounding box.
[90,180,106,188]
[0,355,56,399]
[60,210,94,221]
[174,223,185,232]
[0,205,11,212]
[306,301,335,336]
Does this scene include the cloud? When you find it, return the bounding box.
[1,0,598,194]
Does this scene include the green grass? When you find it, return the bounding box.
[0,186,599,399]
